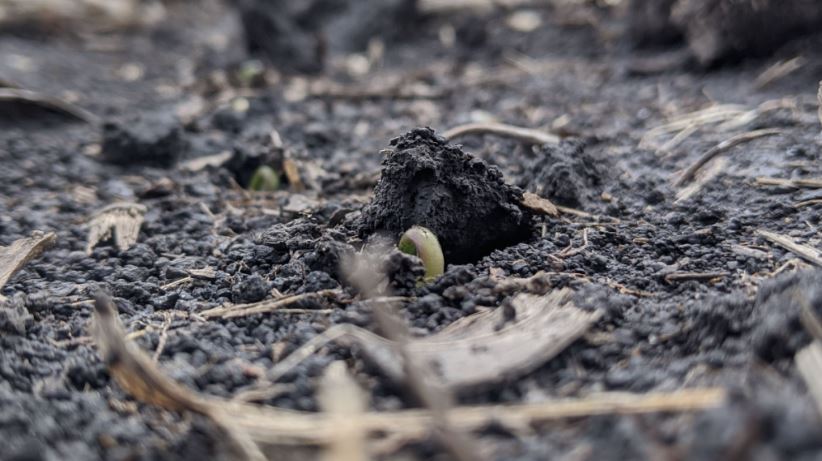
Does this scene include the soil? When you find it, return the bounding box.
[1,1,822,460]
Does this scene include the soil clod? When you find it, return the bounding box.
[359,127,534,264]
[523,139,609,209]
[101,111,186,166]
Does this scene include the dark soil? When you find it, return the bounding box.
[1,1,822,460]
[359,127,533,264]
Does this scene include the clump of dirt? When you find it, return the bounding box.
[359,127,534,264]
[237,0,420,73]
[672,0,822,65]
[101,111,185,166]
[625,0,680,48]
[626,0,822,65]
[523,139,609,208]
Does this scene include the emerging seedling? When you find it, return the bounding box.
[248,165,280,191]
[398,226,445,282]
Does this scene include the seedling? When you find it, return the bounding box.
[398,226,444,282]
[248,165,280,191]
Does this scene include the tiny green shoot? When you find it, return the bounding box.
[248,165,280,191]
[398,226,445,282]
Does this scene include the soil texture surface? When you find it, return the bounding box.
[1,1,822,460]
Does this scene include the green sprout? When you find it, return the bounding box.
[398,226,445,282]
[248,165,280,191]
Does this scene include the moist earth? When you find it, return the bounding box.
[1,1,822,460]
[359,127,534,264]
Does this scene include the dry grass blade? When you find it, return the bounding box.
[319,362,370,461]
[796,199,822,208]
[419,0,531,13]
[818,80,822,129]
[92,292,266,460]
[796,342,822,418]
[234,389,728,441]
[86,202,147,255]
[92,293,210,412]
[753,57,806,90]
[664,272,727,283]
[357,289,601,389]
[674,129,782,187]
[756,230,822,267]
[371,304,486,461]
[200,289,339,319]
[675,156,727,203]
[755,177,822,189]
[91,292,727,454]
[0,231,56,301]
[179,151,232,172]
[443,122,560,145]
[521,192,559,217]
[0,88,99,124]
[282,158,304,192]
[640,104,748,149]
[0,0,164,30]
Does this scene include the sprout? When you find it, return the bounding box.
[248,165,280,191]
[398,226,445,282]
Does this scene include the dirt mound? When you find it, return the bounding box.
[359,128,534,264]
[627,0,822,65]
[237,0,420,73]
[523,139,609,209]
[101,111,185,167]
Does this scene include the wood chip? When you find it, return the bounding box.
[86,202,147,255]
[756,230,822,267]
[0,87,99,124]
[521,192,559,217]
[319,362,370,461]
[0,231,56,301]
